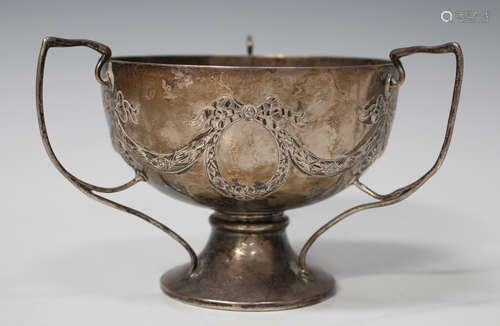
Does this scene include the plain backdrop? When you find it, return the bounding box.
[1,0,499,325]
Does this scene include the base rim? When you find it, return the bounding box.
[160,265,336,311]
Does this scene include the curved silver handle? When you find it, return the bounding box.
[36,36,198,275]
[298,42,464,276]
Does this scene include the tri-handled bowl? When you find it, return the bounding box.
[36,37,463,310]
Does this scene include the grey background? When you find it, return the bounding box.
[1,0,499,325]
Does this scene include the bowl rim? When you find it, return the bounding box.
[110,54,393,70]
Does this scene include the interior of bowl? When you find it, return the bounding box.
[111,55,392,68]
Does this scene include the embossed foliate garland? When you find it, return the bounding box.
[104,76,394,200]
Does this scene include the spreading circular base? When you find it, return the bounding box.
[159,213,336,311]
[161,264,335,311]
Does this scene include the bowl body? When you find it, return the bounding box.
[102,56,398,213]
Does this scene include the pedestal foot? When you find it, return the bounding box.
[160,212,335,311]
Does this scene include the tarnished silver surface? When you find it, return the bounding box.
[102,55,399,212]
[36,36,463,311]
[104,79,395,201]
